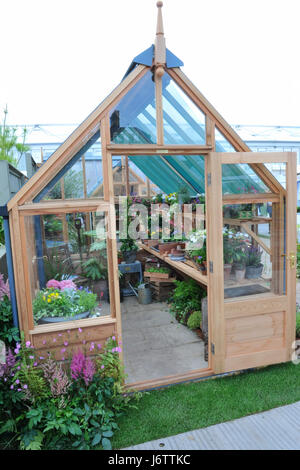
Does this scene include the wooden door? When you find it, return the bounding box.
[206,152,297,374]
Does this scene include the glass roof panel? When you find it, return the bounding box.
[110,70,156,144]
[162,73,206,145]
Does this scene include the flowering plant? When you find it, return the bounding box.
[0,333,138,450]
[33,286,97,323]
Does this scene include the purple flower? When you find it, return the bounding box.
[97,343,102,350]
[23,384,28,389]
[64,341,68,347]
[15,379,20,384]
[78,328,82,333]
[61,348,66,354]
[101,365,104,370]
[112,336,116,341]
[29,355,34,360]
[10,385,14,390]
[25,341,31,348]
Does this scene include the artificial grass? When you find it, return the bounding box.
[112,361,300,449]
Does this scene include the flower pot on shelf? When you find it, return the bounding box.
[245,263,263,279]
[234,265,246,282]
[158,242,185,255]
[200,261,207,275]
[144,271,170,280]
[224,263,232,280]
[123,250,137,263]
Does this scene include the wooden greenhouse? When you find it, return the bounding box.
[6,2,297,389]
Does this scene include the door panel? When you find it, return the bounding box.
[208,152,297,374]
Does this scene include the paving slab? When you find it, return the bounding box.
[125,401,300,450]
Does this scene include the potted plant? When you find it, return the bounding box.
[82,257,108,299]
[144,266,171,280]
[232,248,247,281]
[245,245,264,279]
[33,282,98,325]
[120,238,138,263]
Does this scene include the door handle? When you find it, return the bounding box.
[281,251,296,269]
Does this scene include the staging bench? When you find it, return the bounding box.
[140,243,208,287]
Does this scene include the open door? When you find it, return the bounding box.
[206,152,297,374]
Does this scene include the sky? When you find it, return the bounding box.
[1,0,300,128]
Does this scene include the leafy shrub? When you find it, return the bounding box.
[187,310,202,330]
[0,292,19,346]
[169,279,206,325]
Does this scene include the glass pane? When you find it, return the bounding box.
[265,162,286,189]
[215,127,236,152]
[222,200,285,299]
[162,73,206,145]
[24,211,112,325]
[222,163,271,195]
[110,71,156,144]
[36,127,104,201]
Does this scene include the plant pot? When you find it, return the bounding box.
[200,261,207,275]
[224,263,232,280]
[37,310,90,325]
[245,263,263,279]
[123,250,137,263]
[158,242,185,255]
[235,267,246,282]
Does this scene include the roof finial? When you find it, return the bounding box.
[154,1,166,76]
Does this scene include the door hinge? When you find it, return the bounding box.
[207,173,211,186]
[209,261,213,273]
[211,343,215,355]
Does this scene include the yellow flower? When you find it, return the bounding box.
[48,298,51,303]
[43,296,46,301]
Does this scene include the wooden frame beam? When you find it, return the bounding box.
[107,144,212,155]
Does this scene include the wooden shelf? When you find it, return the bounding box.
[140,243,208,287]
[224,217,272,225]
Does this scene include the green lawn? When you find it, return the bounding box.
[112,361,300,449]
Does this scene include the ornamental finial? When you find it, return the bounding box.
[155,0,166,72]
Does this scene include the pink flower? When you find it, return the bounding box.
[78,328,82,333]
[64,341,68,347]
[59,280,77,291]
[25,341,31,348]
[46,279,61,289]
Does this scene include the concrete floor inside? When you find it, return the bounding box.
[121,296,207,384]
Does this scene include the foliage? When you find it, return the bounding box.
[0,273,10,302]
[33,286,97,322]
[0,334,139,450]
[187,310,202,330]
[246,245,263,267]
[82,257,107,281]
[96,337,125,395]
[44,249,74,282]
[145,266,170,274]
[45,169,84,200]
[0,295,19,345]
[169,279,205,325]
[0,106,29,168]
[120,238,138,253]
[186,229,206,264]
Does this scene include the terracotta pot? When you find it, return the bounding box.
[224,263,232,280]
